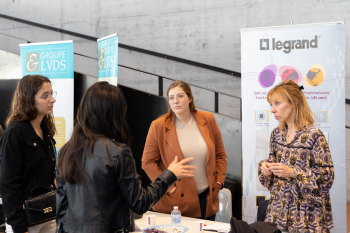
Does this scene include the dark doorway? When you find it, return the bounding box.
[0,79,19,129]
[119,85,168,187]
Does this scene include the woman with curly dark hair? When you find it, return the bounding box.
[0,75,57,233]
[258,80,334,233]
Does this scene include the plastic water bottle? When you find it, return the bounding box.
[171,206,181,224]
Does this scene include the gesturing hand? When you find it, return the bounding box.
[261,163,272,176]
[168,156,196,179]
[269,163,295,178]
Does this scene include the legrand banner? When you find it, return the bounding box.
[20,41,74,153]
[241,22,346,232]
[98,33,118,86]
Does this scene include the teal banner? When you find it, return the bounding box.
[98,33,118,85]
[20,41,74,79]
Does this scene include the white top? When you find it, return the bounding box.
[175,115,208,194]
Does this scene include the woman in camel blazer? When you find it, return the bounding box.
[142,80,227,220]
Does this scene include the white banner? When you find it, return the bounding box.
[241,22,346,232]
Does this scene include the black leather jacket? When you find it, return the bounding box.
[0,121,56,233]
[56,137,177,233]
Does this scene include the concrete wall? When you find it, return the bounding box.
[0,0,349,95]
[0,0,349,201]
[0,50,21,79]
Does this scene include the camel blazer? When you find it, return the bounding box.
[142,111,227,218]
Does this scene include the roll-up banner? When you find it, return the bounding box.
[241,22,345,232]
[20,41,74,153]
[97,33,118,86]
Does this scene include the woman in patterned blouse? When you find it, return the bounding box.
[258,80,334,233]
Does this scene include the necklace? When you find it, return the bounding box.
[287,127,295,138]
[32,124,42,132]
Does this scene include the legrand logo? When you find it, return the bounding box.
[260,36,318,54]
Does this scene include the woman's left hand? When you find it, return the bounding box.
[269,163,295,178]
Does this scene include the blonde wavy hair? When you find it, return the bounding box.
[267,80,314,130]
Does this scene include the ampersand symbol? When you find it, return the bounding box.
[27,53,38,71]
[99,48,104,69]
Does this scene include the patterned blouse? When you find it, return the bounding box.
[258,124,334,233]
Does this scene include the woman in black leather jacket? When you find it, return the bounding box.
[56,82,196,233]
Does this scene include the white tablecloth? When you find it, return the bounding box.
[134,211,230,232]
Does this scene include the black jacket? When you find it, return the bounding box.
[0,121,56,233]
[229,217,281,233]
[56,137,177,233]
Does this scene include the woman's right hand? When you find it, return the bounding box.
[168,156,196,179]
[261,162,272,176]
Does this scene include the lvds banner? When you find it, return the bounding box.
[241,22,346,232]
[20,41,74,153]
[98,33,118,86]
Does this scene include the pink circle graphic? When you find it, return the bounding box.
[279,66,302,84]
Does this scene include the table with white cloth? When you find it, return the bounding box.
[134,211,231,233]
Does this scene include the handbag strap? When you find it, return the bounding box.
[50,139,57,171]
[28,186,53,199]
[22,127,56,198]
[51,140,57,157]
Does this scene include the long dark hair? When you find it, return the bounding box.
[57,82,131,184]
[163,80,197,120]
[5,75,56,136]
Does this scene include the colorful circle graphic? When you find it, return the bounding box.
[282,69,298,81]
[279,66,302,84]
[303,64,325,88]
[306,68,324,87]
[258,65,277,88]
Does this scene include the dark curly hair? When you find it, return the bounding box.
[5,75,56,136]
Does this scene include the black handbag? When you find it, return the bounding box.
[24,140,57,227]
[24,187,56,227]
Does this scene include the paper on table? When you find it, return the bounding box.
[203,222,230,233]
[134,223,141,231]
